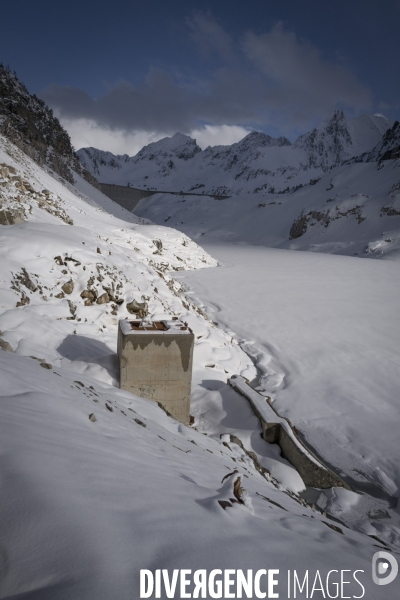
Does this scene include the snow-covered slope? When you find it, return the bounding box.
[135,157,400,260]
[78,111,392,195]
[2,131,400,597]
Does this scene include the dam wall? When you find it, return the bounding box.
[99,184,156,211]
[100,183,231,212]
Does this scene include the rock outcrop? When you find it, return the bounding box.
[0,64,99,187]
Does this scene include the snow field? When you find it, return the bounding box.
[0,133,399,598]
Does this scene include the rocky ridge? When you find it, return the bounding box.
[0,64,98,187]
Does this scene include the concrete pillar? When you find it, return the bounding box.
[118,319,194,424]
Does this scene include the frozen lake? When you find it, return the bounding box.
[177,244,400,502]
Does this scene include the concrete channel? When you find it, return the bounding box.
[228,375,350,490]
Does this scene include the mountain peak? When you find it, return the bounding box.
[294,110,393,170]
[134,132,201,162]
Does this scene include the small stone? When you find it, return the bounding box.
[55,292,64,299]
[89,413,97,422]
[23,181,35,193]
[0,338,14,353]
[322,521,344,535]
[16,293,30,307]
[62,280,74,295]
[97,247,101,254]
[105,403,114,412]
[40,362,52,369]
[218,500,233,510]
[134,418,147,428]
[84,299,93,306]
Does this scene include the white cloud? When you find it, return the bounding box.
[58,117,162,155]
[190,124,250,148]
[60,115,249,155]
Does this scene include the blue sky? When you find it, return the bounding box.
[1,0,399,153]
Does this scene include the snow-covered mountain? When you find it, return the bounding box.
[79,110,400,260]
[293,112,391,170]
[135,155,400,260]
[78,111,392,195]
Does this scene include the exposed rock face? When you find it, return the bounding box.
[0,64,99,187]
[381,205,400,217]
[294,110,353,170]
[365,121,400,163]
[289,200,367,239]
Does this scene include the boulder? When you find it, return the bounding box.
[96,292,110,305]
[80,290,95,300]
[61,280,74,295]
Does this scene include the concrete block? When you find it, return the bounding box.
[118,319,194,424]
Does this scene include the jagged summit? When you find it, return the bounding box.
[294,110,392,170]
[134,132,202,162]
[0,64,98,186]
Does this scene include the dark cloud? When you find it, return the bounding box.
[41,15,372,137]
[186,11,235,62]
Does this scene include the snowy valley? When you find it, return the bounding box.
[0,63,399,599]
[79,113,400,261]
